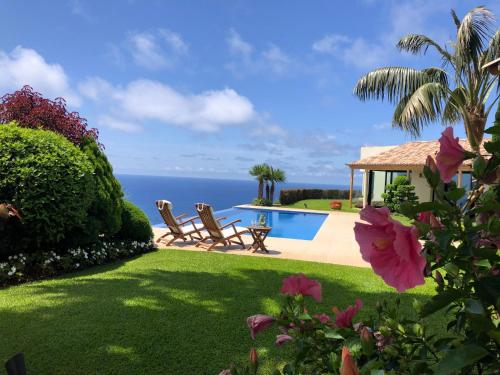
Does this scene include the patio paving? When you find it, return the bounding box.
[152,207,369,268]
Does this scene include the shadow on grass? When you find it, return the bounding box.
[0,251,440,375]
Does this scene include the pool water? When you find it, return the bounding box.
[215,207,327,240]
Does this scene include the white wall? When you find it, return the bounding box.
[410,169,433,203]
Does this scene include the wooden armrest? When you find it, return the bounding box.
[220,219,241,229]
[215,216,226,222]
[176,213,187,220]
[179,216,199,225]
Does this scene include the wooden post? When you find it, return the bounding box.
[457,171,463,188]
[349,168,354,208]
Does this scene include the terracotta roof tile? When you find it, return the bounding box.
[348,138,490,169]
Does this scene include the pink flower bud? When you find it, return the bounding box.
[249,348,258,365]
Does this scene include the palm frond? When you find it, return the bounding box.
[443,87,466,124]
[455,6,494,62]
[484,28,500,62]
[392,82,447,136]
[354,67,449,103]
[397,34,452,63]
[450,9,461,29]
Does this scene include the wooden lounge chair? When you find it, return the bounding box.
[195,203,250,251]
[155,200,205,246]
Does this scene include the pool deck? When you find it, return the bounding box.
[152,205,368,268]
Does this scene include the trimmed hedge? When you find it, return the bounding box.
[0,123,95,256]
[77,137,124,244]
[116,200,153,242]
[279,189,355,205]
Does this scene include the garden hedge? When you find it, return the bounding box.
[116,200,153,242]
[0,123,95,256]
[76,137,124,244]
[279,189,355,205]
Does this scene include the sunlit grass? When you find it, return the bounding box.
[283,199,360,213]
[0,249,440,374]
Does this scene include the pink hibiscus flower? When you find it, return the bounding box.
[280,273,322,301]
[354,206,426,292]
[314,313,331,324]
[247,314,275,340]
[435,127,465,183]
[275,334,293,346]
[333,299,363,328]
[340,347,359,375]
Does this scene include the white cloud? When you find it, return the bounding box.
[373,122,391,130]
[159,29,189,55]
[0,46,81,106]
[98,115,142,133]
[227,29,253,57]
[123,28,189,70]
[226,29,292,76]
[262,44,291,74]
[311,1,450,69]
[78,76,114,101]
[312,34,350,54]
[81,78,256,132]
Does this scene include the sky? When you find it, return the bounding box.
[1,0,499,185]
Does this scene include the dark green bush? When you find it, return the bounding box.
[0,123,95,256]
[116,200,153,242]
[381,176,419,212]
[76,137,124,244]
[279,189,357,205]
[252,197,273,206]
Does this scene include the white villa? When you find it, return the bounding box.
[347,138,490,208]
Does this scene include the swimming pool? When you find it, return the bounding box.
[215,207,328,240]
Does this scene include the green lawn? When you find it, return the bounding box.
[283,199,360,213]
[0,250,440,374]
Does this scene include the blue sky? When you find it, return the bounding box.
[1,0,499,184]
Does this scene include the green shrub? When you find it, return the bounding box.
[0,123,95,256]
[76,137,124,244]
[116,200,153,242]
[381,176,419,212]
[252,197,273,206]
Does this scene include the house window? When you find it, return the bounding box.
[368,170,407,205]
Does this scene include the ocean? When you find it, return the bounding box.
[117,174,359,225]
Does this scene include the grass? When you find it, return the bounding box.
[283,199,360,213]
[0,250,441,374]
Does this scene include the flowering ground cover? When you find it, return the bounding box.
[0,249,441,374]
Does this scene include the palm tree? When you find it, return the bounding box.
[249,164,270,199]
[354,6,500,153]
[268,167,286,203]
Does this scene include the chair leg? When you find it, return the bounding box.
[195,237,210,247]
[207,240,223,251]
[156,232,170,243]
[164,236,177,246]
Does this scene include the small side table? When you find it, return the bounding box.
[247,225,272,253]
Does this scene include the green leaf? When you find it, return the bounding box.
[484,125,500,135]
[445,188,466,201]
[474,259,491,269]
[464,299,485,315]
[484,140,500,153]
[297,313,312,320]
[420,289,465,317]
[435,345,489,374]
[324,329,344,340]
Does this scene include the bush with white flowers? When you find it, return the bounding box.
[0,239,156,286]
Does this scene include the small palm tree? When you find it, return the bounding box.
[249,164,270,199]
[268,167,286,203]
[354,6,500,152]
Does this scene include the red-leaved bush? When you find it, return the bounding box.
[0,86,98,145]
